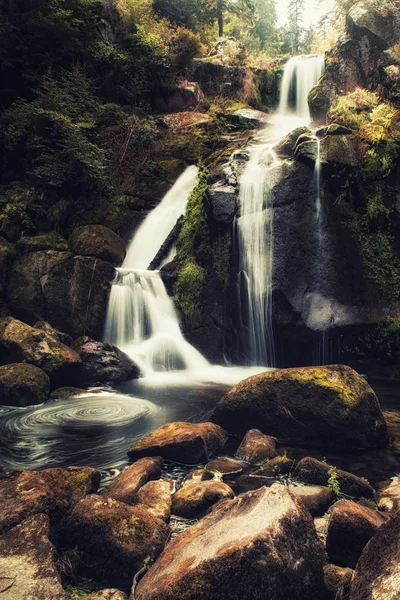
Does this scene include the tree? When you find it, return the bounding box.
[249,0,279,53]
[288,0,305,54]
[302,25,316,54]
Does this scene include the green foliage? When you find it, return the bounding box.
[327,469,341,496]
[213,234,232,287]
[170,27,205,73]
[174,259,207,320]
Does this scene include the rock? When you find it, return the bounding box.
[0,363,50,406]
[127,422,228,465]
[0,466,100,535]
[206,457,243,476]
[378,476,400,512]
[84,592,127,600]
[72,336,140,384]
[160,112,211,132]
[324,564,353,600]
[160,81,204,113]
[0,318,81,382]
[0,237,15,296]
[102,457,163,504]
[230,108,270,128]
[17,232,68,254]
[211,365,389,449]
[61,495,170,588]
[181,469,215,487]
[33,320,73,346]
[273,126,311,157]
[50,386,87,400]
[136,480,173,522]
[69,225,126,266]
[0,514,66,600]
[252,454,295,477]
[235,429,277,464]
[205,182,238,226]
[294,458,375,499]
[295,134,361,167]
[349,514,400,600]
[326,499,390,568]
[134,484,325,600]
[290,485,335,517]
[172,480,234,518]
[347,3,400,47]
[41,255,115,339]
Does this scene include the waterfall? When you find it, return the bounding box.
[314,136,322,218]
[104,166,210,376]
[279,55,325,123]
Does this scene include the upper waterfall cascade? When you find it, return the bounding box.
[279,54,325,123]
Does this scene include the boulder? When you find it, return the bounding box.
[273,126,311,157]
[172,481,234,518]
[69,225,126,267]
[324,564,353,600]
[102,457,163,504]
[127,422,228,465]
[294,457,375,499]
[0,514,66,600]
[205,182,238,226]
[211,365,389,449]
[160,81,204,113]
[377,476,400,512]
[72,336,140,384]
[289,485,335,517]
[61,495,170,588]
[326,499,389,568]
[0,363,50,406]
[17,232,68,254]
[295,134,361,167]
[252,454,295,477]
[0,466,100,535]
[50,386,87,400]
[0,318,81,382]
[0,237,15,296]
[206,457,243,476]
[160,112,211,132]
[347,3,400,47]
[235,429,277,464]
[181,469,215,487]
[33,320,73,346]
[230,108,270,128]
[134,484,326,600]
[136,480,173,522]
[349,515,400,600]
[84,592,127,600]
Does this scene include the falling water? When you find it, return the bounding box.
[314,136,322,218]
[279,55,325,123]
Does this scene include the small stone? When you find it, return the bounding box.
[252,454,295,477]
[102,457,163,504]
[206,457,244,476]
[137,479,173,522]
[171,481,234,518]
[235,429,277,464]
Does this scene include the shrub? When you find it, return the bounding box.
[170,27,204,73]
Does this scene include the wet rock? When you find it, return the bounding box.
[127,422,228,465]
[295,134,361,167]
[206,457,244,476]
[72,336,140,384]
[326,499,390,568]
[17,232,68,254]
[50,386,87,400]
[62,495,170,588]
[136,480,173,522]
[205,182,238,226]
[235,429,277,464]
[181,469,215,487]
[69,225,126,267]
[102,457,163,504]
[0,467,100,535]
[135,484,326,600]
[252,454,294,477]
[230,108,270,128]
[0,363,50,406]
[172,480,234,518]
[212,365,388,449]
[294,457,375,499]
[0,318,81,383]
[0,514,66,600]
[324,564,353,600]
[290,485,335,517]
[273,126,311,157]
[349,514,400,600]
[377,476,400,513]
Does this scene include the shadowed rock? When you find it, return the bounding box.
[324,564,353,600]
[172,481,234,518]
[102,457,163,504]
[235,429,277,464]
[0,363,50,406]
[72,336,140,384]
[69,225,126,266]
[289,485,335,517]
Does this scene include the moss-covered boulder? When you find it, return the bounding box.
[211,365,389,449]
[0,363,50,406]
[101,457,163,504]
[50,386,87,400]
[17,232,68,254]
[171,480,234,518]
[69,225,126,266]
[0,318,81,382]
[295,134,361,167]
[71,336,140,384]
[252,454,295,477]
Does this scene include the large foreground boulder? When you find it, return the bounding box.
[0,514,66,600]
[0,363,50,406]
[134,484,325,600]
[102,457,163,504]
[72,336,140,384]
[211,365,388,449]
[69,225,126,266]
[127,422,228,464]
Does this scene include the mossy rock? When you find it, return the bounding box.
[211,365,389,450]
[69,225,126,266]
[17,232,68,254]
[171,480,234,518]
[0,362,50,406]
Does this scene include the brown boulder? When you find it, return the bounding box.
[181,469,215,487]
[72,336,140,384]
[289,485,335,517]
[0,363,50,406]
[252,454,294,477]
[69,225,126,266]
[134,484,325,600]
[172,481,234,518]
[102,457,163,504]
[235,429,277,464]
[137,480,173,522]
[127,422,228,465]
[206,457,244,476]
[326,499,389,568]
[324,564,353,600]
[377,476,400,513]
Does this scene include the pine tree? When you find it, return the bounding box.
[288,0,305,54]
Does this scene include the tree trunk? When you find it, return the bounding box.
[217,0,224,36]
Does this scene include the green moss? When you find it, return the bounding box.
[212,234,232,288]
[173,259,207,321]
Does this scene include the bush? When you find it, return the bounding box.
[170,27,204,73]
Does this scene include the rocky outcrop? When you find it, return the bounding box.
[289,485,335,517]
[69,225,126,266]
[0,363,50,406]
[158,81,204,113]
[273,126,311,157]
[72,336,140,384]
[136,480,173,522]
[127,422,228,464]
[101,457,163,504]
[171,480,234,518]
[205,182,238,227]
[134,485,325,600]
[211,365,388,449]
[235,429,277,464]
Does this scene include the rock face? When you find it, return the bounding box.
[127,422,228,464]
[0,514,66,600]
[0,363,50,406]
[205,183,238,226]
[349,515,400,600]
[294,457,375,499]
[137,480,173,522]
[235,429,277,464]
[289,485,335,517]
[171,481,234,518]
[69,225,126,266]
[72,336,140,383]
[62,495,170,588]
[211,365,388,449]
[102,457,164,504]
[135,485,325,600]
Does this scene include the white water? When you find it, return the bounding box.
[279,54,325,123]
[314,136,322,218]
